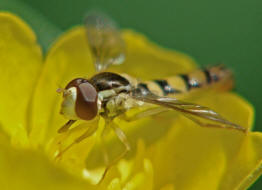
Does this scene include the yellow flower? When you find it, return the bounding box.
[0,11,262,190]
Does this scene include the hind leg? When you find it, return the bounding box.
[98,121,130,184]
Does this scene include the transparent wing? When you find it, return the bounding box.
[131,91,246,133]
[85,12,126,72]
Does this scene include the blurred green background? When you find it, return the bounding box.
[2,0,262,189]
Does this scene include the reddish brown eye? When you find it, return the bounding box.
[65,78,88,89]
[75,82,98,120]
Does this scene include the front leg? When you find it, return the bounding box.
[54,119,99,161]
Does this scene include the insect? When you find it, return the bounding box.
[56,12,246,183]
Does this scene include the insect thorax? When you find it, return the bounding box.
[90,72,138,118]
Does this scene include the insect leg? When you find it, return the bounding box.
[121,107,169,122]
[98,121,130,184]
[57,120,76,133]
[55,122,98,161]
[100,124,111,165]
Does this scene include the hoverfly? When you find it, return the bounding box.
[56,12,246,182]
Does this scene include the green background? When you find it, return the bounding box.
[2,0,262,189]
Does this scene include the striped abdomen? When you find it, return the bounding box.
[137,65,234,97]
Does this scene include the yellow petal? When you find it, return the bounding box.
[107,178,122,190]
[116,140,154,190]
[0,137,96,190]
[160,184,175,190]
[123,159,153,190]
[122,140,154,190]
[88,91,256,189]
[108,29,196,79]
[147,115,262,190]
[222,132,262,189]
[0,12,42,146]
[83,140,154,189]
[236,132,262,189]
[30,26,94,146]
[47,121,99,179]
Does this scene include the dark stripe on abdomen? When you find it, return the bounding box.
[203,69,212,84]
[179,74,191,90]
[135,83,150,95]
[180,73,202,90]
[138,83,149,91]
[154,80,179,95]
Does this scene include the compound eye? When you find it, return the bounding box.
[65,78,88,89]
[75,82,98,120]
